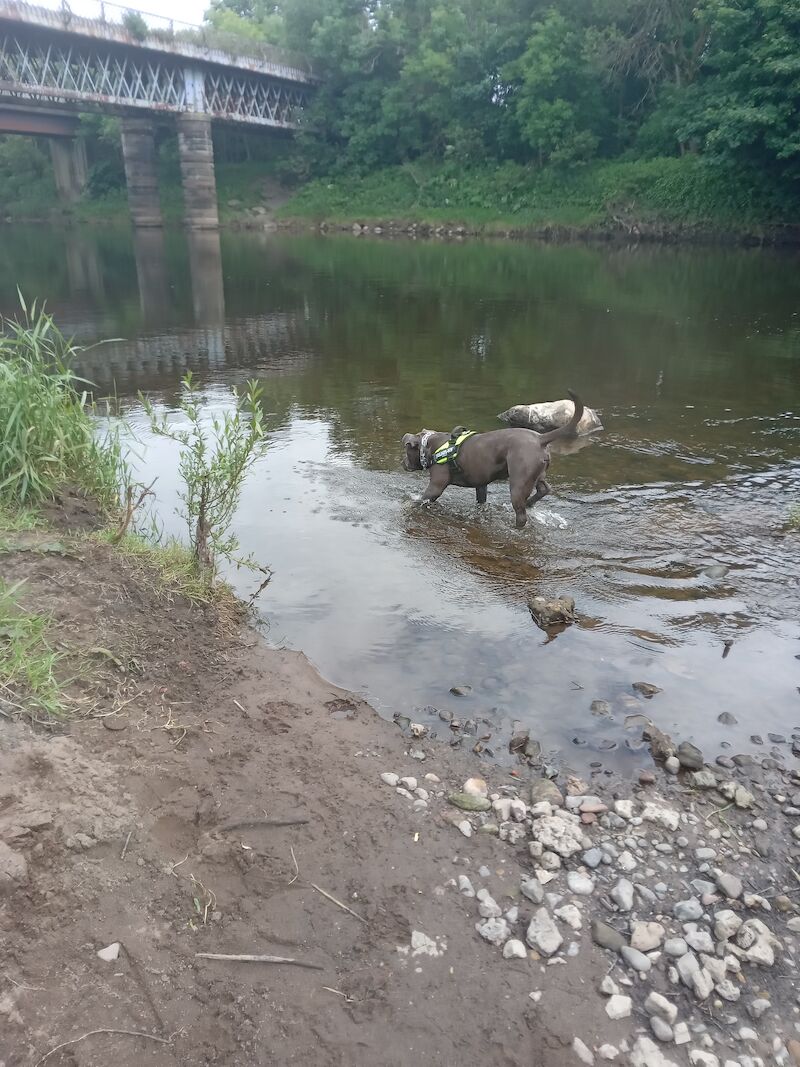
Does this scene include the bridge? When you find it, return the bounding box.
[0,0,316,226]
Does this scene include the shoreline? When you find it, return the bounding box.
[2,498,800,1065]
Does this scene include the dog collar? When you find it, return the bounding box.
[419,431,434,469]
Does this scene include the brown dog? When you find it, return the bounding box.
[402,391,584,529]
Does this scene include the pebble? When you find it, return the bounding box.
[476,916,510,945]
[598,1046,619,1061]
[621,945,652,973]
[593,919,625,952]
[677,741,704,770]
[611,878,634,912]
[685,929,715,953]
[449,792,491,812]
[651,1017,674,1043]
[674,897,703,921]
[412,798,428,812]
[520,878,544,905]
[689,1053,719,1067]
[664,937,688,956]
[458,875,475,897]
[600,975,619,996]
[695,847,717,861]
[645,991,678,1024]
[691,771,718,789]
[714,909,742,941]
[554,904,582,930]
[477,892,503,918]
[502,938,527,959]
[677,951,700,987]
[399,776,418,791]
[618,850,637,872]
[642,802,680,831]
[540,851,562,871]
[631,1037,677,1067]
[716,872,743,900]
[692,967,714,1000]
[457,820,472,838]
[582,848,603,869]
[748,998,770,1020]
[606,995,632,1020]
[614,800,634,820]
[674,1022,691,1045]
[631,921,665,952]
[96,942,121,962]
[573,1037,595,1065]
[424,773,441,783]
[665,756,680,775]
[787,916,800,933]
[463,777,488,797]
[380,772,399,787]
[526,908,563,956]
[567,871,595,895]
[716,979,741,1002]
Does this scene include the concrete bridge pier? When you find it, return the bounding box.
[177,114,220,229]
[120,117,163,228]
[49,137,87,203]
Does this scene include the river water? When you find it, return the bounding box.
[3,224,799,773]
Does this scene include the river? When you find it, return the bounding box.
[2,223,799,773]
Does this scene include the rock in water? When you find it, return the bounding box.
[677,741,704,770]
[528,596,576,630]
[497,398,603,435]
[632,681,661,698]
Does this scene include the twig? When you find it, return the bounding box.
[288,846,299,886]
[194,953,323,970]
[217,817,309,832]
[233,699,246,713]
[322,985,354,1002]
[167,853,189,878]
[35,1028,170,1065]
[704,802,733,823]
[120,831,133,861]
[311,883,367,924]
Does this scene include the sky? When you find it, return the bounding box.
[51,0,210,31]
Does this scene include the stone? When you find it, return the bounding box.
[700,954,726,984]
[450,685,472,696]
[716,979,741,1002]
[600,975,619,996]
[685,929,715,953]
[651,1018,674,1043]
[674,897,703,921]
[0,843,28,891]
[412,798,428,812]
[573,1037,595,1065]
[477,892,502,919]
[716,872,743,900]
[631,1036,681,1067]
[449,792,491,812]
[734,786,755,809]
[665,756,680,775]
[621,945,652,973]
[633,681,662,699]
[505,906,519,924]
[598,1046,619,1061]
[526,909,563,956]
[582,848,603,869]
[502,938,527,959]
[520,878,544,905]
[540,851,561,871]
[642,803,681,832]
[567,871,595,895]
[787,916,800,933]
[463,777,488,797]
[787,1039,800,1066]
[677,742,704,770]
[476,916,510,945]
[458,875,475,897]
[96,942,121,962]
[689,1054,719,1067]
[617,850,637,872]
[748,998,770,1020]
[530,778,564,807]
[677,951,700,988]
[714,910,742,941]
[457,820,472,838]
[605,995,632,1020]
[399,777,418,791]
[610,878,634,912]
[499,822,526,844]
[644,991,678,1025]
[631,921,665,952]
[592,919,625,952]
[718,712,737,725]
[527,595,576,629]
[380,772,399,787]
[691,771,718,789]
[493,798,512,821]
[554,904,582,930]
[530,814,584,858]
[674,1023,690,1046]
[692,968,714,1000]
[509,798,528,822]
[613,800,634,820]
[664,937,688,957]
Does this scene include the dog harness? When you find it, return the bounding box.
[431,428,477,473]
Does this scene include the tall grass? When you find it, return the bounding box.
[0,299,123,507]
[0,578,62,716]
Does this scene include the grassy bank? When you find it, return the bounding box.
[280,157,798,241]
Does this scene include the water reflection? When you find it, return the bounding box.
[2,224,799,771]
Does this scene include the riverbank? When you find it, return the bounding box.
[3,495,800,1067]
[4,156,798,246]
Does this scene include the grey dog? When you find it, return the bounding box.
[402,391,584,529]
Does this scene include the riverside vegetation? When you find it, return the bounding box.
[1,0,798,238]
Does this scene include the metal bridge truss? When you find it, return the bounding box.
[0,30,311,127]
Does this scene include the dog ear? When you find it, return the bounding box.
[402,433,419,450]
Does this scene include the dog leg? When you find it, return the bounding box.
[475,485,488,505]
[421,470,449,506]
[527,478,551,507]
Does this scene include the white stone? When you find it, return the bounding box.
[502,938,527,959]
[614,800,634,820]
[685,929,715,954]
[555,904,582,930]
[458,875,475,897]
[520,878,544,905]
[492,797,512,821]
[509,798,528,822]
[478,893,502,919]
[692,967,714,1000]
[476,916,510,945]
[642,802,680,831]
[399,776,417,791]
[631,921,665,952]
[610,878,634,912]
[96,942,121,962]
[424,773,440,783]
[677,951,700,988]
[630,1036,681,1067]
[573,1037,595,1065]
[617,850,637,872]
[463,777,488,797]
[600,975,619,996]
[664,937,688,956]
[456,819,472,838]
[674,1022,691,1045]
[567,871,594,895]
[651,1017,674,1043]
[530,814,585,858]
[526,908,563,956]
[644,991,678,1025]
[714,909,743,941]
[689,1053,719,1067]
[380,772,399,787]
[597,1046,619,1061]
[605,995,632,1020]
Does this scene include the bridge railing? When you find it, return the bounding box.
[0,0,316,77]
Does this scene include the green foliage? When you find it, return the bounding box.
[0,136,57,217]
[0,578,62,716]
[122,9,149,39]
[141,373,267,577]
[0,300,123,507]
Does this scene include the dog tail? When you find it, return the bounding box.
[537,390,584,446]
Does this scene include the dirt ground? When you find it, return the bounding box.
[1,499,614,1067]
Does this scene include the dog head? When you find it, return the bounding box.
[402,430,434,471]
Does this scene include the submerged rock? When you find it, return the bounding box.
[527,596,576,630]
